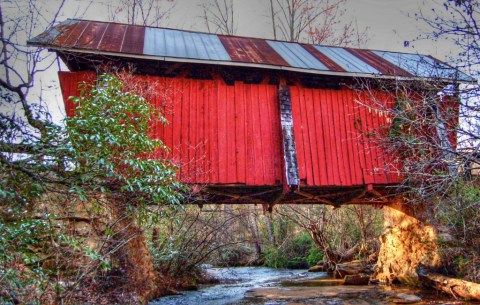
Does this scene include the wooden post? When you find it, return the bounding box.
[278,84,300,189]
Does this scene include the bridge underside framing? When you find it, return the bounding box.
[191,184,392,212]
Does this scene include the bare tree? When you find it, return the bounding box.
[267,0,368,46]
[1,0,66,147]
[108,0,175,26]
[414,0,480,76]
[200,0,237,35]
[277,204,383,269]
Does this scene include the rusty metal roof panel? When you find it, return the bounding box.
[143,27,231,61]
[314,46,380,74]
[57,20,90,47]
[29,19,77,45]
[97,23,127,52]
[219,36,289,66]
[267,41,328,70]
[121,25,145,54]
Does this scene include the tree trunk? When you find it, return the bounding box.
[110,202,160,304]
[269,0,277,39]
[263,213,275,244]
[245,209,262,262]
[418,266,480,301]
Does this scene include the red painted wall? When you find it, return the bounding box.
[59,72,401,187]
[59,72,284,186]
[290,86,400,186]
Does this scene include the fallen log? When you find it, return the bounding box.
[417,265,480,301]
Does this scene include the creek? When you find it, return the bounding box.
[150,266,477,305]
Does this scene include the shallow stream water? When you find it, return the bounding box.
[150,266,325,305]
[150,266,478,305]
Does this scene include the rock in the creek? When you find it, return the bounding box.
[343,274,370,285]
[308,263,327,272]
[180,282,198,291]
[392,293,422,303]
[335,260,367,278]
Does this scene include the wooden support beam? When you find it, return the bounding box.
[367,188,389,203]
[295,190,334,205]
[278,84,300,189]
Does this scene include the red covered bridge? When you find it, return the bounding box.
[29,19,470,209]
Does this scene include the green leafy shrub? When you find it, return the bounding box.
[307,245,324,266]
[263,233,322,269]
[263,247,288,268]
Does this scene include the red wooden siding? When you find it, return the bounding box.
[290,87,400,186]
[59,71,96,117]
[58,72,284,186]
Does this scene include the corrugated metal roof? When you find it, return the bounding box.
[372,51,465,80]
[29,19,474,81]
[267,41,328,70]
[314,46,380,74]
[144,27,231,61]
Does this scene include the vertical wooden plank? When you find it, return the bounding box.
[210,80,220,183]
[187,80,197,183]
[270,85,284,185]
[349,89,368,185]
[266,84,279,184]
[365,91,382,184]
[319,89,333,185]
[326,90,341,185]
[305,89,320,185]
[151,77,160,159]
[332,91,347,185]
[369,92,387,184]
[265,85,277,184]
[226,84,237,183]
[312,90,328,185]
[203,80,210,184]
[180,78,190,182]
[58,72,70,116]
[245,83,255,185]
[259,83,274,184]
[342,89,361,185]
[197,81,206,183]
[290,86,306,184]
[235,82,246,183]
[299,88,313,185]
[163,78,174,169]
[252,84,265,185]
[337,90,352,186]
[217,80,228,183]
[372,92,390,184]
[357,90,374,184]
[383,93,400,184]
[171,78,181,171]
[365,91,384,184]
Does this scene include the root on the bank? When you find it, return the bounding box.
[417,265,480,301]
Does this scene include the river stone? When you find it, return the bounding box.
[392,293,422,303]
[335,260,366,278]
[246,285,377,299]
[343,274,370,285]
[308,264,326,272]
